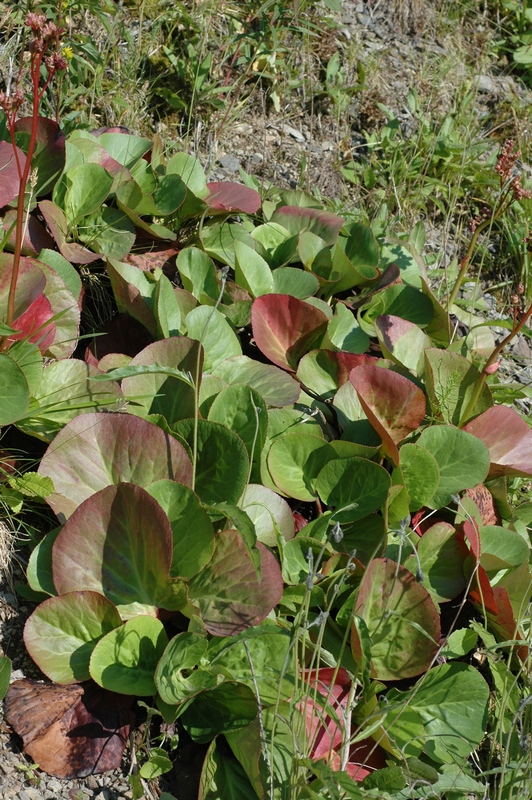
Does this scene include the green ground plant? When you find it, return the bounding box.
[0,2,532,800]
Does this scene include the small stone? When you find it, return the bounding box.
[321,141,334,151]
[18,791,43,800]
[218,154,240,172]
[233,123,253,135]
[251,153,263,164]
[280,124,305,142]
[94,791,111,800]
[85,776,99,790]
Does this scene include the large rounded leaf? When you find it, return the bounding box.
[385,663,489,764]
[156,633,215,705]
[173,418,249,506]
[424,348,493,425]
[267,433,335,501]
[208,384,268,479]
[212,355,300,407]
[146,479,215,579]
[0,354,30,425]
[397,443,440,511]
[52,483,186,617]
[350,364,426,465]
[17,359,122,442]
[188,531,284,636]
[24,592,122,684]
[404,522,468,603]
[463,405,532,478]
[90,616,169,696]
[416,425,490,509]
[121,337,201,425]
[38,412,192,519]
[316,456,391,522]
[352,558,441,680]
[180,681,258,743]
[251,294,328,371]
[240,484,295,547]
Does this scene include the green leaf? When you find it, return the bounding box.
[352,558,441,680]
[316,456,391,522]
[240,484,295,547]
[397,443,440,511]
[209,625,294,705]
[385,663,489,763]
[17,359,122,442]
[97,132,152,168]
[416,425,491,509]
[152,173,187,215]
[199,739,257,800]
[8,472,53,499]
[0,656,11,701]
[37,249,82,301]
[186,306,242,370]
[479,525,530,572]
[177,247,219,304]
[267,433,335,501]
[173,419,249,506]
[156,632,215,705]
[359,285,433,336]
[212,355,300,407]
[403,521,468,603]
[208,384,267,478]
[24,591,122,683]
[64,163,113,224]
[139,748,173,780]
[272,267,319,298]
[0,354,30,425]
[8,340,43,396]
[90,615,169,696]
[440,628,478,660]
[180,682,258,743]
[327,303,370,353]
[424,348,493,425]
[78,206,135,259]
[234,240,273,297]
[154,274,181,338]
[146,479,215,579]
[26,527,60,596]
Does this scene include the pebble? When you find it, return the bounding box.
[217,154,240,172]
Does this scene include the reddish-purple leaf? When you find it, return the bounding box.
[302,667,351,759]
[461,519,500,616]
[490,587,529,663]
[38,412,193,520]
[15,116,66,196]
[251,294,328,371]
[39,200,101,264]
[352,558,441,680]
[206,182,261,214]
[188,531,284,636]
[52,484,179,614]
[0,141,25,207]
[124,243,180,274]
[11,292,55,352]
[350,365,426,465]
[5,679,134,778]
[271,206,344,245]
[463,405,532,477]
[2,208,55,256]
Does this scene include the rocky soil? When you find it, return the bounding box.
[1,1,532,798]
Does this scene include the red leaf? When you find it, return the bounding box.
[14,116,66,197]
[464,484,500,526]
[468,564,499,617]
[206,182,261,214]
[39,200,100,264]
[301,668,387,781]
[0,141,26,207]
[5,680,134,778]
[11,292,55,352]
[350,365,426,465]
[251,294,328,371]
[302,668,351,759]
[463,406,532,478]
[490,587,529,663]
[462,519,481,561]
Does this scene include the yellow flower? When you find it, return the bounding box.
[61,46,74,61]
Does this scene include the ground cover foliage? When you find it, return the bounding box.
[0,1,532,799]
